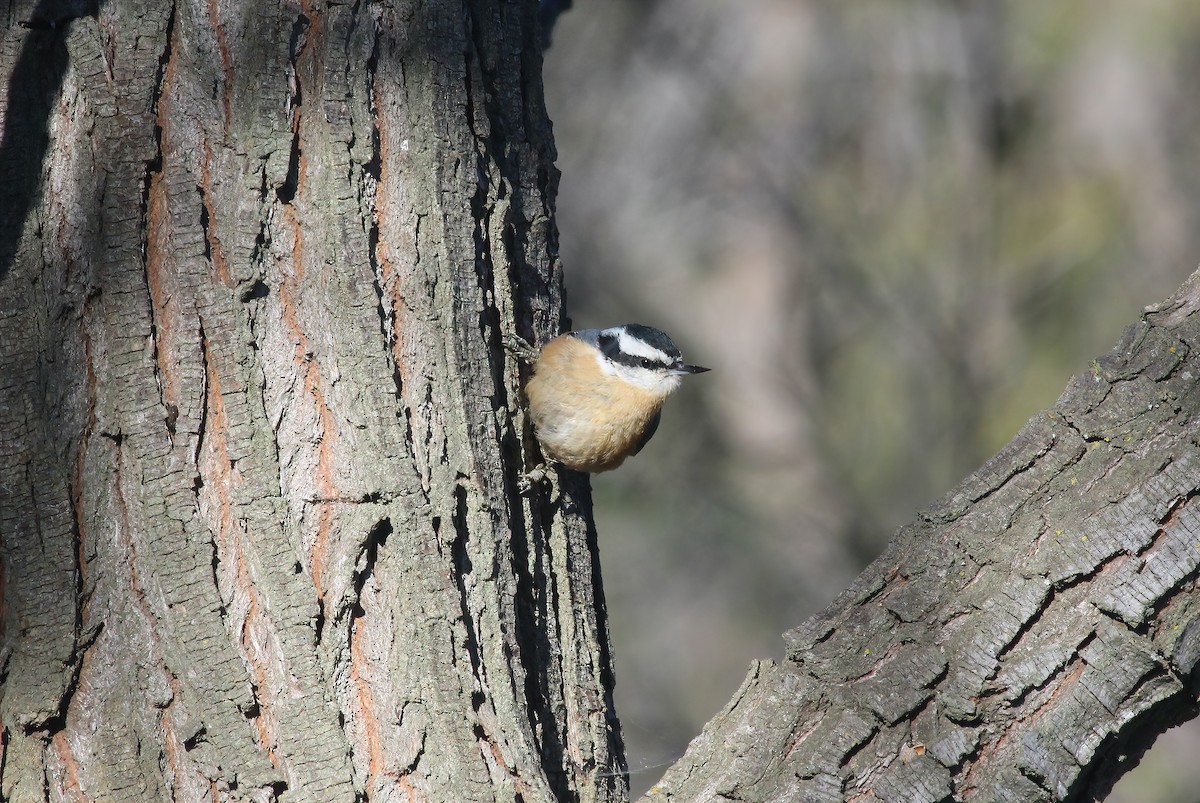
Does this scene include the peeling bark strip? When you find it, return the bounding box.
[0,1,621,802]
[649,272,1200,803]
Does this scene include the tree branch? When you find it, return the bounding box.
[648,270,1200,803]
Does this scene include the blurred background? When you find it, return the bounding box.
[541,2,1200,800]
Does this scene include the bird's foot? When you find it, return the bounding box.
[503,333,540,364]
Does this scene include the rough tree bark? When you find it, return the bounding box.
[5,1,1200,803]
[648,274,1200,803]
[0,1,625,801]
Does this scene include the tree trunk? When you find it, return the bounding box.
[0,1,624,801]
[648,273,1200,802]
[7,1,1200,803]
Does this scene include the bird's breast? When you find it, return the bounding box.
[526,337,670,472]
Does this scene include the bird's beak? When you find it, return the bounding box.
[675,362,711,374]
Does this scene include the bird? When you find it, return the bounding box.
[518,323,710,473]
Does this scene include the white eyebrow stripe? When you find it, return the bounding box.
[607,328,670,363]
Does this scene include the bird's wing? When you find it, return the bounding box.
[632,410,662,455]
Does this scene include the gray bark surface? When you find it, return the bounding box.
[7,0,1200,801]
[648,273,1200,802]
[0,0,623,801]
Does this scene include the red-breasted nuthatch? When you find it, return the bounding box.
[522,324,710,473]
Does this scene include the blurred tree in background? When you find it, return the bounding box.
[543,1,1200,799]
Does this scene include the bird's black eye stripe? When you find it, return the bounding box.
[598,332,621,359]
[639,358,654,369]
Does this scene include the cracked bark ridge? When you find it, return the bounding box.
[647,270,1200,803]
[1,0,620,801]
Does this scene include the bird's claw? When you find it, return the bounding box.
[503,333,541,364]
[518,463,550,494]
